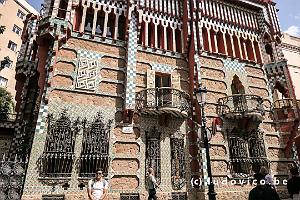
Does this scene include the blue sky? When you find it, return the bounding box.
[27,0,300,37]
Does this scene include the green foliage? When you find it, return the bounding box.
[0,25,5,34]
[0,87,14,120]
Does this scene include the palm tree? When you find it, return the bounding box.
[0,87,14,120]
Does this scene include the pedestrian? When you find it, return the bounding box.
[147,167,161,200]
[87,169,109,200]
[287,167,300,199]
[249,173,280,200]
[260,166,275,189]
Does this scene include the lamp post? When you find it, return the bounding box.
[195,86,217,200]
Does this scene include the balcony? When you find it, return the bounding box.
[217,94,264,121]
[273,98,300,109]
[135,87,190,118]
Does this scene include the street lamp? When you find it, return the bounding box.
[195,86,217,200]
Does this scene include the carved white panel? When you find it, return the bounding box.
[76,58,98,90]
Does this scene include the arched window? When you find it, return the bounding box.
[148,21,155,47]
[166,26,173,51]
[210,29,216,53]
[217,31,225,54]
[138,21,145,45]
[157,24,164,49]
[73,5,83,31]
[40,111,77,178]
[106,12,115,38]
[146,127,161,184]
[175,28,182,53]
[202,27,209,52]
[117,14,126,40]
[233,35,241,59]
[246,39,254,61]
[95,9,105,35]
[225,33,233,57]
[84,6,94,33]
[79,113,112,178]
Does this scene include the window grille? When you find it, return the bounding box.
[172,192,187,200]
[228,128,269,177]
[42,195,65,200]
[170,137,185,190]
[145,126,161,184]
[79,113,112,178]
[40,111,78,178]
[120,193,140,200]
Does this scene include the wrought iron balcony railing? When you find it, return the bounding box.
[273,98,300,109]
[217,94,264,119]
[135,87,190,117]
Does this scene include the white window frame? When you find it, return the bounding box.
[0,76,8,87]
[8,40,17,52]
[12,24,22,35]
[17,9,25,20]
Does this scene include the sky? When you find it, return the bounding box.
[27,0,300,37]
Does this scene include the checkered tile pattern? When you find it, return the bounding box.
[152,63,174,73]
[223,58,246,73]
[125,12,138,109]
[77,49,103,59]
[264,61,287,91]
[200,148,208,187]
[292,142,300,171]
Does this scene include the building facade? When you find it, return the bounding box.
[0,0,38,98]
[1,0,300,199]
[0,0,38,159]
[282,33,300,99]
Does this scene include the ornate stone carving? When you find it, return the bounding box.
[76,58,98,91]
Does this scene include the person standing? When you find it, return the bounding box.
[87,169,109,200]
[249,173,280,200]
[147,168,161,200]
[260,167,275,189]
[287,167,300,199]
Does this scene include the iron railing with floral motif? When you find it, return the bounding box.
[228,129,269,178]
[39,112,78,179]
[273,98,300,109]
[135,87,190,114]
[79,113,112,178]
[217,94,264,116]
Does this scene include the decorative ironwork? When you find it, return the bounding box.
[120,193,140,200]
[145,127,161,184]
[0,155,27,200]
[79,113,112,178]
[171,192,187,200]
[170,138,185,190]
[228,128,269,178]
[135,87,190,115]
[40,111,78,178]
[42,195,65,200]
[217,94,264,117]
[0,113,17,122]
[273,98,295,109]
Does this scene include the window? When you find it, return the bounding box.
[1,57,12,68]
[7,40,17,51]
[40,111,76,178]
[228,128,268,177]
[145,127,161,184]
[155,73,171,88]
[17,9,25,20]
[79,113,111,178]
[0,76,8,87]
[0,0,6,4]
[12,25,22,35]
